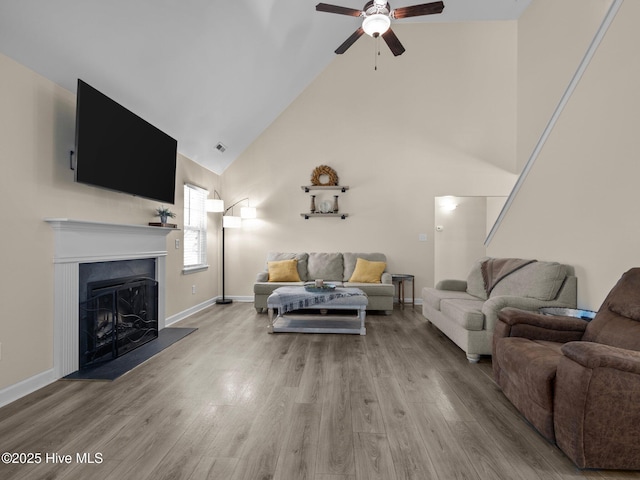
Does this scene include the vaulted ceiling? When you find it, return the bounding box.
[0,0,531,174]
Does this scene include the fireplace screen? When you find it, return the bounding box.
[79,276,159,369]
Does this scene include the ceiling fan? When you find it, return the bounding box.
[316,0,445,56]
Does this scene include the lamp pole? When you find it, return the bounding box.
[216,225,232,304]
[215,197,254,305]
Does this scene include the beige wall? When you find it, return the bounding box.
[221,21,519,300]
[434,196,488,283]
[2,0,622,396]
[488,0,639,310]
[433,196,507,283]
[516,0,613,172]
[170,158,222,317]
[0,53,220,390]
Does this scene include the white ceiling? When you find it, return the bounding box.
[0,0,531,174]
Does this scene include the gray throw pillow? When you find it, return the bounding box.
[490,261,566,301]
[307,253,344,281]
[466,257,489,300]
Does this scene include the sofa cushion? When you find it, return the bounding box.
[490,261,566,301]
[266,252,309,281]
[256,271,268,282]
[254,281,304,295]
[605,270,640,322]
[267,259,301,282]
[439,298,486,331]
[423,288,480,311]
[583,309,640,351]
[343,252,387,281]
[307,252,343,281]
[345,282,395,297]
[495,338,564,436]
[349,258,386,283]
[583,268,640,349]
[466,257,489,300]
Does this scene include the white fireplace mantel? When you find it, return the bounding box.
[45,218,176,377]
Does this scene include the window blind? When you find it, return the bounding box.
[183,183,208,270]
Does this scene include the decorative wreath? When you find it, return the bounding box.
[311,165,339,186]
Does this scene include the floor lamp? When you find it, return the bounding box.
[208,196,256,305]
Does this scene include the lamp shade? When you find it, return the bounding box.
[206,198,224,212]
[240,206,257,219]
[362,14,390,37]
[223,215,242,228]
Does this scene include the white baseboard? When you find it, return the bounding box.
[0,295,260,408]
[0,369,56,409]
[165,296,255,326]
[221,295,254,303]
[165,297,218,326]
[394,297,423,306]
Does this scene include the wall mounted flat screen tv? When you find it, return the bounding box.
[74,79,177,204]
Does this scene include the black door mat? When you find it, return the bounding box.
[63,327,197,381]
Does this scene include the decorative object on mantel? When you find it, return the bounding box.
[311,165,339,186]
[152,206,177,227]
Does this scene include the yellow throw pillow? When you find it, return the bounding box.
[349,258,386,283]
[268,259,301,282]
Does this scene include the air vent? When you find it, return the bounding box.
[215,142,227,153]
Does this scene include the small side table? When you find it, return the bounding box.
[539,307,596,321]
[391,274,415,306]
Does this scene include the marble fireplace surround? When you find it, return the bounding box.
[45,219,175,378]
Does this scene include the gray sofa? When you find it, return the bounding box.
[254,252,395,313]
[422,257,577,363]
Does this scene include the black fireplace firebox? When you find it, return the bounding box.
[79,275,159,369]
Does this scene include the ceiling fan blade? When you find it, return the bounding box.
[392,1,444,19]
[335,27,365,54]
[382,28,406,56]
[316,3,363,17]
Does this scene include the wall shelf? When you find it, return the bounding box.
[301,185,349,219]
[301,185,349,193]
[300,213,348,220]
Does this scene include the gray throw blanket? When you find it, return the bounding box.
[481,258,535,295]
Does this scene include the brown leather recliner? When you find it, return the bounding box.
[493,268,640,470]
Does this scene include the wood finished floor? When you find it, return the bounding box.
[0,303,638,480]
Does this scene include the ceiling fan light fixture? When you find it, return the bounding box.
[362,13,390,37]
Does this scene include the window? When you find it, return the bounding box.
[183,183,208,272]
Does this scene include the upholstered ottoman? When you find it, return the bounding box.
[267,286,368,335]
